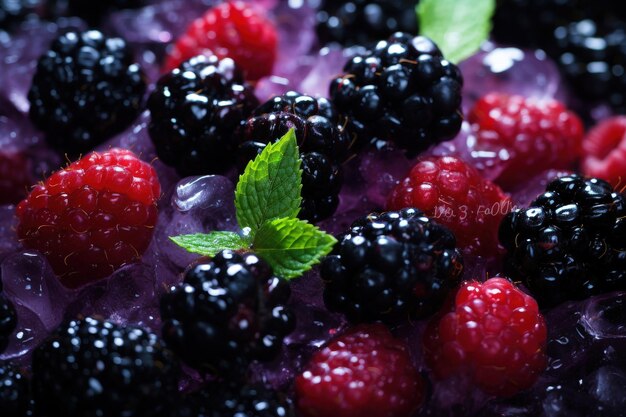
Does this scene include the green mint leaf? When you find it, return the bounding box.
[235,128,302,236]
[169,232,249,257]
[417,0,495,63]
[253,217,337,279]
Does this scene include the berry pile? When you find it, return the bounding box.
[322,208,464,322]
[500,175,626,307]
[314,0,419,47]
[15,148,161,288]
[296,323,424,417]
[237,91,351,222]
[388,156,513,256]
[160,250,295,380]
[32,317,179,417]
[424,278,548,397]
[148,54,259,177]
[28,30,146,155]
[331,33,464,155]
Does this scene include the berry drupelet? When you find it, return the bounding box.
[237,91,351,222]
[500,175,626,307]
[148,54,259,177]
[160,250,295,380]
[314,0,419,47]
[28,30,145,155]
[321,208,463,323]
[174,383,294,417]
[0,362,31,417]
[32,317,180,417]
[331,32,463,155]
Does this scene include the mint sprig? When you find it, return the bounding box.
[170,129,336,279]
[417,0,495,63]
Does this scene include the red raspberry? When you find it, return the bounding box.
[296,324,424,417]
[424,278,547,397]
[387,155,513,256]
[581,116,626,190]
[0,150,32,205]
[16,149,160,288]
[468,93,584,189]
[164,1,277,81]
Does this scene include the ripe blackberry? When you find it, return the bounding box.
[499,175,626,307]
[321,208,464,323]
[0,0,40,31]
[0,283,17,353]
[330,33,463,155]
[32,317,179,417]
[174,383,294,417]
[28,30,146,155]
[314,0,419,47]
[148,55,259,177]
[160,250,295,380]
[0,362,31,417]
[237,91,351,222]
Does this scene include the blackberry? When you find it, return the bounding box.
[314,0,419,47]
[0,362,31,417]
[499,175,626,307]
[330,33,464,155]
[0,0,40,31]
[237,91,351,222]
[28,30,146,155]
[174,383,294,417]
[0,286,17,353]
[321,208,464,323]
[148,55,259,177]
[160,250,295,380]
[32,316,179,417]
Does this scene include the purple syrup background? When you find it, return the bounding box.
[1,1,625,416]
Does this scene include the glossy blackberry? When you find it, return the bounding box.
[149,55,259,177]
[0,0,40,31]
[237,91,351,222]
[500,175,626,307]
[314,0,419,47]
[160,250,295,380]
[321,208,464,323]
[330,33,463,155]
[32,317,179,417]
[174,383,294,417]
[28,30,146,155]
[0,286,17,353]
[0,362,31,417]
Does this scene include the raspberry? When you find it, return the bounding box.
[160,250,295,380]
[0,362,31,416]
[499,174,626,307]
[0,150,31,205]
[388,155,513,256]
[315,0,419,47]
[295,323,425,417]
[148,54,259,177]
[331,33,463,155]
[28,30,146,155]
[468,93,584,189]
[581,116,626,189]
[173,383,294,417]
[164,1,277,81]
[15,148,161,288]
[321,208,463,322]
[237,91,351,222]
[424,278,547,397]
[32,317,179,417]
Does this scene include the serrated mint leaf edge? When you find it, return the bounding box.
[169,232,249,257]
[252,217,337,280]
[235,129,302,236]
